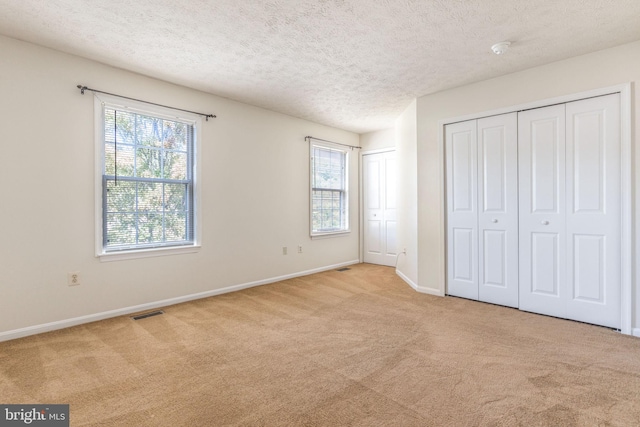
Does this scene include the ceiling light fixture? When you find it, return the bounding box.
[491,41,511,55]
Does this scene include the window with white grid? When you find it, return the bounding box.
[96,97,199,257]
[310,144,349,236]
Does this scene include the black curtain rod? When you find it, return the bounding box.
[305,136,361,150]
[77,85,216,121]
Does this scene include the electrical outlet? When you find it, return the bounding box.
[282,247,288,255]
[298,245,303,253]
[68,272,81,286]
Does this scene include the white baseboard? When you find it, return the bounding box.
[395,269,444,297]
[632,328,640,338]
[0,259,360,342]
[396,269,418,290]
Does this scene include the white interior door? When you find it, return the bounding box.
[518,104,567,318]
[565,94,621,328]
[363,151,397,266]
[477,113,519,308]
[446,121,478,300]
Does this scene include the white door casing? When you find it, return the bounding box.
[363,151,397,266]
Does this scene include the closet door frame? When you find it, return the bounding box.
[440,83,632,335]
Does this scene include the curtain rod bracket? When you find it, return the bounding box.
[76,84,216,121]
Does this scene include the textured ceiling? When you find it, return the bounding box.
[0,1,639,133]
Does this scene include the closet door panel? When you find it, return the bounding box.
[477,113,518,307]
[530,232,560,296]
[384,154,398,258]
[518,105,566,318]
[565,94,621,328]
[446,121,478,300]
[363,151,398,266]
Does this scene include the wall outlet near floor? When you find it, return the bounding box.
[68,272,81,286]
[282,247,288,255]
[298,245,303,253]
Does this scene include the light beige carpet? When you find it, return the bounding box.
[1,263,640,426]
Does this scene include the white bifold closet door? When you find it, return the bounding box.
[446,93,621,329]
[363,151,397,266]
[446,113,519,307]
[446,120,478,300]
[517,104,567,317]
[478,114,519,307]
[519,94,621,328]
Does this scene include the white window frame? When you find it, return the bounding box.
[94,94,202,261]
[309,142,350,238]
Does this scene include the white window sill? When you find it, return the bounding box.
[310,231,350,240]
[98,245,201,262]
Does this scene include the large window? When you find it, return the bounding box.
[96,97,199,257]
[310,144,349,236]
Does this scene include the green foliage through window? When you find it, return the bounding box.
[311,145,348,234]
[103,107,195,250]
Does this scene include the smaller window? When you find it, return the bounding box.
[310,144,349,236]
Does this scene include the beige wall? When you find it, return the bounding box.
[411,40,640,332]
[360,128,395,151]
[0,35,360,338]
[395,101,419,288]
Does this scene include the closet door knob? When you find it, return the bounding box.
[541,220,549,225]
[492,219,498,223]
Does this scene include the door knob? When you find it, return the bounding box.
[492,219,498,223]
[541,220,549,225]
